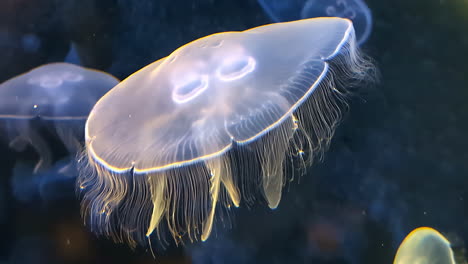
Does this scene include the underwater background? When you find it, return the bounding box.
[0,0,467,263]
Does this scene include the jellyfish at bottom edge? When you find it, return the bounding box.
[77,17,376,249]
[394,227,466,264]
[257,0,373,45]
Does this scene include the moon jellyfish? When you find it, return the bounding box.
[394,227,461,264]
[257,0,372,45]
[78,17,374,247]
[0,63,119,173]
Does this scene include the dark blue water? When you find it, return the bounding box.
[1,0,467,263]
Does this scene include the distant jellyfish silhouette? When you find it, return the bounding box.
[78,17,375,247]
[394,227,461,264]
[257,0,372,45]
[65,42,83,66]
[0,63,119,173]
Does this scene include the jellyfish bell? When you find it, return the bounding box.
[0,63,119,173]
[79,17,375,247]
[394,227,464,264]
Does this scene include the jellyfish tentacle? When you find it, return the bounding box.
[260,144,284,209]
[202,166,220,241]
[18,122,53,173]
[9,136,29,152]
[55,122,83,157]
[258,117,294,209]
[202,157,230,241]
[54,123,84,175]
[31,134,52,173]
[146,174,166,237]
[6,120,52,173]
[221,172,240,207]
[75,18,375,248]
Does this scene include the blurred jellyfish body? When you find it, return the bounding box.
[394,227,458,264]
[11,158,77,203]
[0,63,119,173]
[257,0,372,45]
[78,17,374,247]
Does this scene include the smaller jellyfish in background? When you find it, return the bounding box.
[0,63,119,173]
[394,227,466,264]
[78,17,375,248]
[257,0,372,45]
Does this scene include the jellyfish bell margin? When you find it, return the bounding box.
[77,17,376,249]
